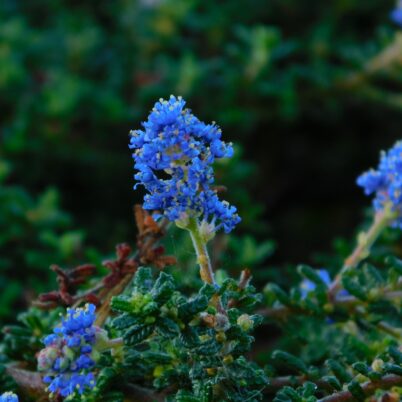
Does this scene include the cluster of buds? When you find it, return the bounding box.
[38,304,111,398]
[129,95,240,234]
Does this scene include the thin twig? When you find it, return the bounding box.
[318,374,402,402]
[336,33,402,91]
[6,365,48,402]
[258,288,402,339]
[328,207,394,299]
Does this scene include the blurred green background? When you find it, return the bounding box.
[1,0,402,322]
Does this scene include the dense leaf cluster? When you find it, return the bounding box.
[110,267,267,401]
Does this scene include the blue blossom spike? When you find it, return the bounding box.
[390,1,402,26]
[38,304,100,398]
[129,95,240,233]
[357,140,402,228]
[0,392,18,402]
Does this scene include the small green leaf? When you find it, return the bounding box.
[347,380,365,401]
[322,375,341,391]
[272,350,308,374]
[327,359,352,383]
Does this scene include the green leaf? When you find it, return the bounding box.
[152,271,176,305]
[265,284,291,306]
[272,351,308,374]
[133,267,154,292]
[156,317,181,337]
[385,256,402,275]
[275,386,301,402]
[352,362,370,377]
[174,390,199,402]
[199,283,216,299]
[178,296,209,321]
[111,295,132,313]
[347,380,365,402]
[143,351,172,365]
[297,265,327,287]
[112,313,141,330]
[301,381,317,397]
[383,363,402,376]
[124,325,154,345]
[341,277,367,301]
[322,375,341,391]
[195,338,221,356]
[326,359,352,383]
[389,346,402,364]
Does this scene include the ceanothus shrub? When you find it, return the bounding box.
[0,96,400,402]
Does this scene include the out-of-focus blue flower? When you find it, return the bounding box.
[38,304,99,398]
[300,269,331,298]
[357,141,402,228]
[390,2,402,26]
[129,95,240,233]
[0,392,18,402]
[300,269,348,299]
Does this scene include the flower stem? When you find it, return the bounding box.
[187,217,217,285]
[329,205,396,298]
[186,218,227,314]
[318,374,402,402]
[95,272,135,326]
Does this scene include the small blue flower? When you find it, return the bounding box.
[357,141,402,227]
[44,373,96,398]
[300,269,348,299]
[300,269,331,298]
[0,392,18,402]
[390,2,402,26]
[38,304,99,398]
[129,95,240,233]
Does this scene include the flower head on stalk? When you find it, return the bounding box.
[390,1,402,26]
[0,392,18,402]
[129,95,240,234]
[357,140,402,227]
[38,304,107,398]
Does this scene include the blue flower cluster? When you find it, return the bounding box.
[391,1,402,26]
[0,392,18,402]
[129,95,240,233]
[38,304,98,398]
[357,141,402,227]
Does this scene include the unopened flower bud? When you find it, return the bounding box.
[175,213,190,229]
[200,312,216,328]
[215,331,226,343]
[199,220,216,243]
[37,347,58,371]
[223,355,234,365]
[215,313,230,332]
[371,358,384,372]
[237,314,254,332]
[153,365,165,378]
